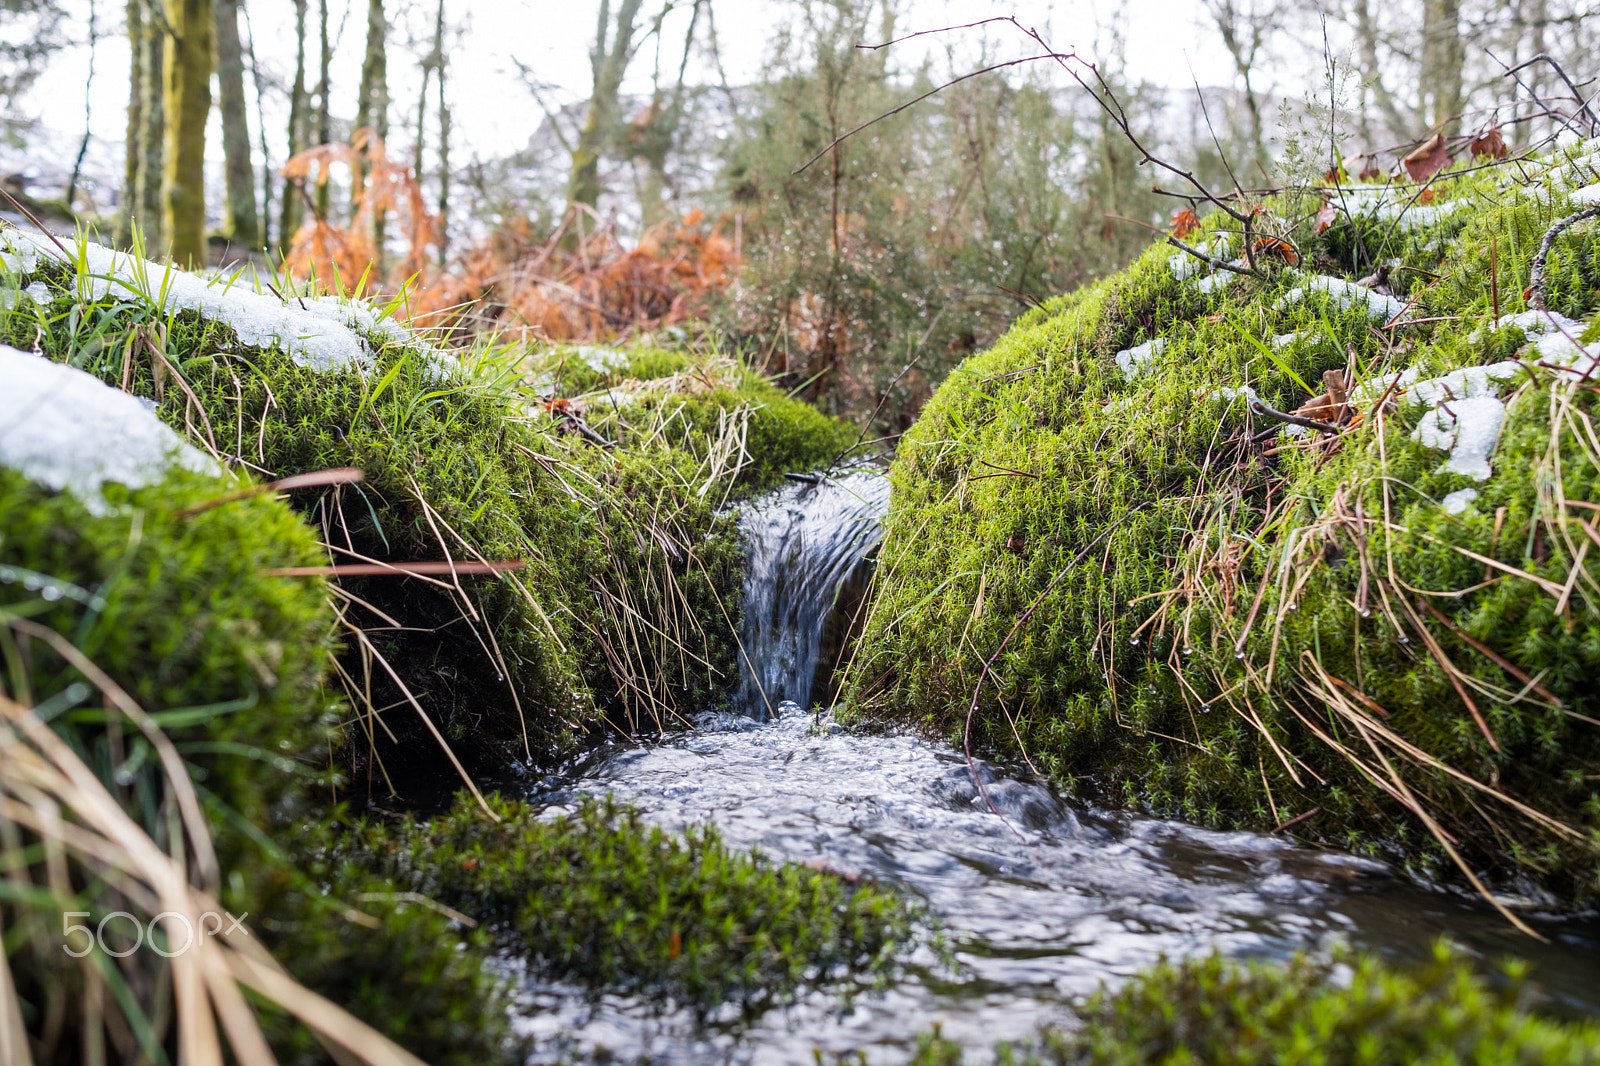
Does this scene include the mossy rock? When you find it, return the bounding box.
[850,143,1600,903]
[909,945,1600,1065]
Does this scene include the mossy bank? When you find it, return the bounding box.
[0,233,909,1063]
[848,141,1600,907]
[909,944,1600,1065]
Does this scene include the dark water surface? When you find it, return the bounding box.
[507,472,1600,1064]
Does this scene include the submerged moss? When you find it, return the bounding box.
[849,144,1600,902]
[909,945,1600,1065]
[335,794,917,1014]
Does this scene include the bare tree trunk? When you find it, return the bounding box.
[435,0,450,265]
[215,0,259,248]
[66,0,99,213]
[1420,0,1464,134]
[412,43,433,180]
[163,0,215,267]
[1202,0,1276,162]
[242,1,273,248]
[118,0,141,244]
[315,0,332,219]
[355,0,387,268]
[567,0,647,211]
[138,0,165,250]
[1353,0,1412,143]
[278,0,308,256]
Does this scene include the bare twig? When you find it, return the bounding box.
[1529,205,1600,311]
[1168,235,1260,277]
[1249,398,1342,436]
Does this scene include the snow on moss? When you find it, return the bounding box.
[1115,337,1167,381]
[0,345,219,514]
[1275,275,1408,321]
[1,231,410,372]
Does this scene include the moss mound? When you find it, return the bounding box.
[1,239,852,792]
[849,144,1600,903]
[335,794,916,1014]
[909,945,1600,1065]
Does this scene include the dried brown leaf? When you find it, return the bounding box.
[1469,128,1509,160]
[1403,133,1454,183]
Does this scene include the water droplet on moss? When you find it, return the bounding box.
[1129,637,1140,645]
[1201,705,1212,713]
[41,585,61,601]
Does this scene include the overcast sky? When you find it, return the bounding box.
[18,0,1251,182]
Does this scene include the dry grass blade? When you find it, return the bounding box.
[264,560,524,578]
[175,468,365,521]
[0,689,434,1065]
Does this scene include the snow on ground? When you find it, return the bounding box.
[1,230,415,373]
[1441,488,1479,515]
[1115,337,1166,381]
[1411,395,1508,481]
[1275,275,1408,322]
[0,345,221,514]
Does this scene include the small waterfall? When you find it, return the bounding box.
[736,471,891,716]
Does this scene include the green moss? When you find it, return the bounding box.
[335,794,917,1014]
[0,251,896,1060]
[0,249,849,787]
[850,145,1600,902]
[0,464,333,829]
[909,945,1600,1065]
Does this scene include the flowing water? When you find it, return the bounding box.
[513,471,1600,1064]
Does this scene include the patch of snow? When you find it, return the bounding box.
[1352,367,1422,404]
[1115,338,1166,381]
[1276,275,1408,322]
[574,345,628,373]
[1479,309,1597,378]
[1441,488,1479,515]
[1572,183,1600,205]
[23,281,48,304]
[1370,200,1467,228]
[1,231,417,373]
[1326,188,1466,230]
[1281,423,1309,438]
[1402,361,1523,407]
[1170,235,1237,288]
[1194,270,1240,294]
[1411,395,1505,481]
[1270,332,1301,350]
[0,242,37,273]
[0,346,220,514]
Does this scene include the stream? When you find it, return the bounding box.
[515,472,1600,1065]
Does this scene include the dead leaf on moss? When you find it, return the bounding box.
[1403,133,1454,183]
[1314,201,1338,234]
[1254,236,1299,266]
[1469,128,1509,160]
[1417,186,1437,205]
[1170,209,1201,239]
